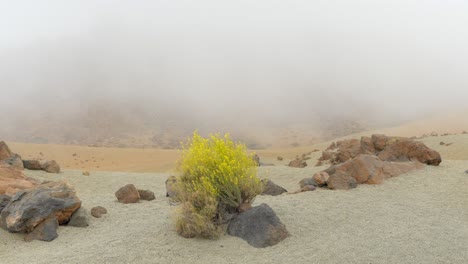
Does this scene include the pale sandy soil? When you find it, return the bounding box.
[0,159,467,264]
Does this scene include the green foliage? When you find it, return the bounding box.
[174,131,262,238]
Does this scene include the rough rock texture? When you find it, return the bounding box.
[227,203,289,248]
[1,181,81,237]
[115,184,140,203]
[289,185,317,194]
[138,190,155,201]
[312,172,330,186]
[318,134,441,166]
[288,158,307,168]
[4,154,24,170]
[23,160,43,170]
[165,176,178,198]
[377,140,442,165]
[0,164,40,196]
[0,141,13,160]
[261,179,287,196]
[42,160,60,173]
[91,206,108,218]
[68,207,90,227]
[299,178,317,188]
[0,195,11,212]
[24,215,59,242]
[326,155,424,189]
[327,172,358,190]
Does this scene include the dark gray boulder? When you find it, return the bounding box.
[227,203,289,248]
[0,195,11,213]
[68,207,89,227]
[261,180,287,196]
[1,181,81,234]
[24,215,58,242]
[299,178,318,188]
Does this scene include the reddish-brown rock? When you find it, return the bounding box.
[288,158,307,168]
[0,141,13,160]
[0,164,40,196]
[378,139,442,165]
[115,184,140,203]
[312,171,330,186]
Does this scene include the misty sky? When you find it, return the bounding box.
[1,0,467,125]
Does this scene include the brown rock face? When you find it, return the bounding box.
[312,172,330,186]
[138,189,155,201]
[327,172,358,190]
[0,141,13,160]
[23,160,43,170]
[377,140,442,165]
[115,184,140,203]
[288,158,307,168]
[41,160,60,173]
[318,134,441,166]
[326,155,424,189]
[0,164,40,196]
[1,181,81,235]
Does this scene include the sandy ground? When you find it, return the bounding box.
[7,133,468,174]
[1,158,467,263]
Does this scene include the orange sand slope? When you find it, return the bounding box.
[7,133,467,173]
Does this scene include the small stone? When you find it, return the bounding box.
[138,190,155,201]
[42,160,60,173]
[91,206,108,218]
[277,156,283,161]
[115,184,140,203]
[82,171,90,176]
[299,178,317,188]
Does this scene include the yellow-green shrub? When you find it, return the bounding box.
[174,131,262,238]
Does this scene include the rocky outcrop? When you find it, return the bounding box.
[318,134,441,166]
[377,140,441,165]
[0,164,40,196]
[115,184,140,204]
[326,155,424,190]
[227,203,289,248]
[1,181,81,241]
[261,179,287,196]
